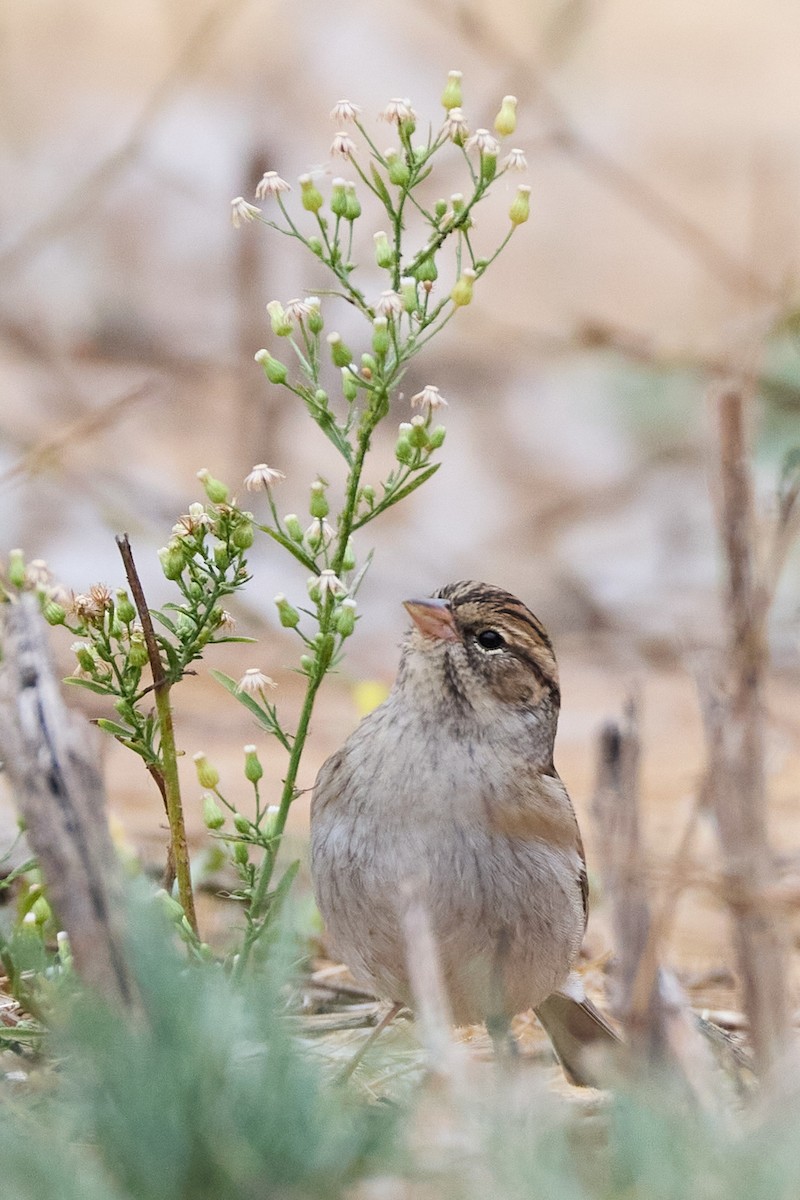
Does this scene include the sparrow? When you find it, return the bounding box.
[310,580,617,1083]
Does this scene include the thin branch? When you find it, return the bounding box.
[422,0,779,302]
[0,595,137,1007]
[706,386,791,1078]
[116,534,197,934]
[0,0,249,275]
[0,381,159,489]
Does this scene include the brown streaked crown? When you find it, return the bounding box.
[430,580,560,711]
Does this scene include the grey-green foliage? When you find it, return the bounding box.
[5,897,800,1200]
[0,900,396,1200]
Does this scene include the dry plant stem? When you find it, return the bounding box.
[592,711,721,1103]
[424,0,777,303]
[337,1002,405,1084]
[0,594,137,1006]
[116,534,198,935]
[712,388,790,1077]
[0,0,249,276]
[627,793,704,1021]
[400,882,464,1084]
[592,707,667,1057]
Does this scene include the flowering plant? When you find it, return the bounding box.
[3,72,529,967]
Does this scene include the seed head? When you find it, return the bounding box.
[255,171,290,199]
[329,99,362,123]
[230,197,261,227]
[237,668,277,696]
[330,131,357,159]
[244,463,286,491]
[411,384,448,411]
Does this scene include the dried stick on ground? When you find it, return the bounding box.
[0,594,136,1007]
[592,706,720,1102]
[400,881,465,1085]
[706,388,790,1078]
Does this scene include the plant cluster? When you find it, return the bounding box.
[0,71,529,965]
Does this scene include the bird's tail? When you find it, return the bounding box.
[534,983,620,1087]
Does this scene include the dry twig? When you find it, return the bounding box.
[0,594,136,1006]
[592,704,721,1104]
[702,386,791,1078]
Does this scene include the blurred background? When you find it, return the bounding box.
[3,0,800,984]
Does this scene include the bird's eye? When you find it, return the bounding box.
[476,629,505,650]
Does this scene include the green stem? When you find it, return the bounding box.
[233,399,384,977]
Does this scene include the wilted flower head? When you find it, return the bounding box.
[317,569,347,598]
[284,297,317,323]
[24,558,51,589]
[237,668,277,696]
[230,197,262,227]
[255,171,290,199]
[72,584,112,622]
[375,289,403,318]
[465,128,500,157]
[502,147,528,172]
[442,107,469,143]
[330,99,362,123]
[411,384,448,411]
[330,131,357,159]
[381,97,416,125]
[244,463,286,491]
[173,503,211,537]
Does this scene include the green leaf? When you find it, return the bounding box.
[152,610,178,634]
[369,162,393,210]
[0,859,37,890]
[210,670,286,740]
[159,639,181,675]
[266,859,301,922]
[353,463,440,529]
[63,676,114,696]
[95,719,135,739]
[209,636,257,645]
[262,527,317,573]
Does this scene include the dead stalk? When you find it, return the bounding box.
[116,534,197,934]
[709,387,790,1077]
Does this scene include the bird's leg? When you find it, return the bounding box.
[486,1012,520,1060]
[487,929,519,1061]
[338,1000,405,1083]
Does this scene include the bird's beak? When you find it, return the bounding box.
[403,597,460,643]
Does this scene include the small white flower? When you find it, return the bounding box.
[375,289,403,318]
[230,197,261,227]
[217,610,236,632]
[255,171,291,199]
[442,107,469,142]
[284,297,316,322]
[317,570,347,597]
[330,99,362,122]
[244,463,286,491]
[411,385,448,411]
[330,131,357,159]
[465,128,500,157]
[502,147,528,171]
[381,97,416,125]
[237,668,277,695]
